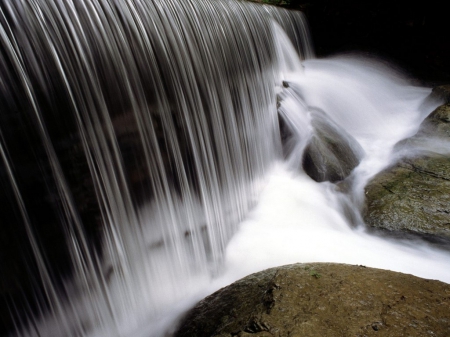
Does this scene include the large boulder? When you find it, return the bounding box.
[363,154,450,239]
[363,100,450,240]
[174,263,450,337]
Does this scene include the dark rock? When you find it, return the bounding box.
[174,263,450,337]
[302,110,364,182]
[431,85,450,104]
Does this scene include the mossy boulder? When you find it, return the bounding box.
[363,154,450,239]
[302,110,364,182]
[174,263,450,337]
[364,97,450,240]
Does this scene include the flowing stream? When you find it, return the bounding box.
[0,1,449,336]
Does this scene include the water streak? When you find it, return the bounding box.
[0,0,311,335]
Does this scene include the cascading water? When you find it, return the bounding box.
[0,0,310,335]
[0,0,449,337]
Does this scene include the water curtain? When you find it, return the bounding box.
[0,0,313,335]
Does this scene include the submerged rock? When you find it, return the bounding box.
[364,94,450,240]
[302,110,364,182]
[174,263,450,337]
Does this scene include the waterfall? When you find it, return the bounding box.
[0,0,312,335]
[1,1,449,337]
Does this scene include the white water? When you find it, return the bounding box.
[222,56,449,279]
[151,56,449,336]
[142,55,450,337]
[1,1,449,336]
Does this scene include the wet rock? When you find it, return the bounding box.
[432,85,450,104]
[364,95,450,240]
[174,263,450,337]
[405,100,450,141]
[364,154,450,239]
[302,110,364,182]
[423,103,450,136]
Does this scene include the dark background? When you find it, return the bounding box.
[283,0,450,85]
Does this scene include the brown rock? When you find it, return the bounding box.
[174,263,450,337]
